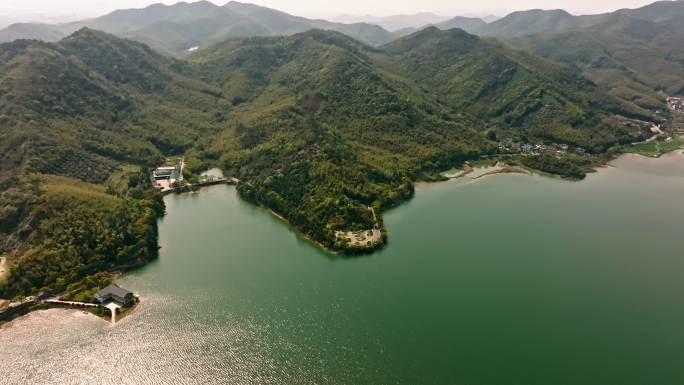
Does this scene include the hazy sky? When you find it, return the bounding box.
[0,0,665,22]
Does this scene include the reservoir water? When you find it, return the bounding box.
[2,152,684,385]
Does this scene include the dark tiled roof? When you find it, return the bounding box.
[95,284,133,300]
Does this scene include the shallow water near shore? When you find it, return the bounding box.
[2,151,684,385]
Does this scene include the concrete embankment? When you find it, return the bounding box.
[0,292,54,324]
[161,177,239,196]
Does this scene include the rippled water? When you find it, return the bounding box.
[2,152,684,385]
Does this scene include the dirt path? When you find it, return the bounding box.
[369,207,382,244]
[0,257,7,283]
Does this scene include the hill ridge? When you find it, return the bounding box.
[0,1,396,56]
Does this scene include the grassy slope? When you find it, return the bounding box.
[623,138,684,157]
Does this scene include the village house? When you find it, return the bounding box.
[95,284,135,307]
[667,96,684,113]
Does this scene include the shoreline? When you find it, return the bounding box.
[471,165,531,180]
[167,183,380,255]
[263,207,340,255]
[3,152,672,301]
[0,308,101,330]
[160,178,238,196]
[3,151,682,330]
[161,181,357,254]
[1,297,142,328]
[260,205,387,256]
[444,163,474,179]
[622,147,683,159]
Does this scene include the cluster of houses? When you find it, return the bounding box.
[667,97,684,113]
[498,139,587,156]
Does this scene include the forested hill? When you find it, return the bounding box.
[0,28,229,182]
[506,3,684,113]
[0,27,648,298]
[382,27,650,149]
[0,1,395,56]
[184,29,494,250]
[420,1,684,113]
[431,1,684,38]
[0,29,228,298]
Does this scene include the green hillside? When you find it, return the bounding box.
[508,8,684,112]
[396,16,488,37]
[186,30,486,249]
[480,9,583,37]
[0,174,163,299]
[435,16,487,32]
[0,29,229,298]
[0,27,650,299]
[427,1,684,39]
[383,27,648,150]
[402,1,684,119]
[0,1,395,56]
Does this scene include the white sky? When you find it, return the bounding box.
[0,0,665,22]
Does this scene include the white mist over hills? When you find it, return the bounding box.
[0,0,666,25]
[330,13,453,31]
[0,9,85,28]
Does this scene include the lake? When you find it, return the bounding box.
[2,152,684,385]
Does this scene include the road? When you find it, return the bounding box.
[368,207,382,244]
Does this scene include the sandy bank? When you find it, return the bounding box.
[471,165,530,180]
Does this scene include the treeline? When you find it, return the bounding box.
[520,155,586,179]
[0,172,164,300]
[0,26,652,273]
[232,122,415,251]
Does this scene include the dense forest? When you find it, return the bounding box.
[0,24,659,299]
[0,171,163,299]
[0,1,396,55]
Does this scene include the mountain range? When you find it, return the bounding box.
[3,1,681,112]
[330,13,452,32]
[0,1,396,56]
[391,1,684,112]
[505,2,684,112]
[0,0,680,298]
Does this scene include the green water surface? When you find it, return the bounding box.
[2,152,684,385]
